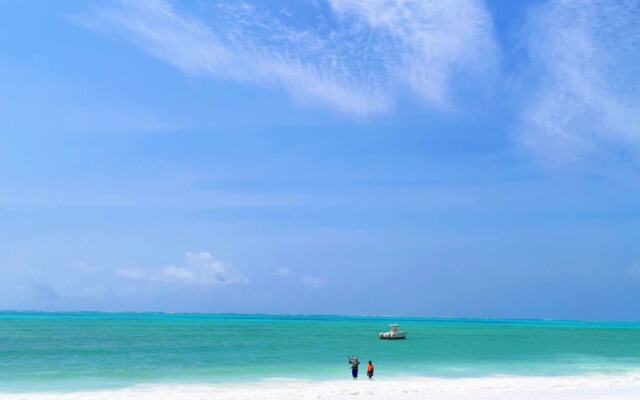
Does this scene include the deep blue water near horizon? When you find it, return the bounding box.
[2,311,640,392]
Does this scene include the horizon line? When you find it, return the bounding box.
[2,309,640,324]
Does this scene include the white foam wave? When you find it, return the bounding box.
[3,373,640,400]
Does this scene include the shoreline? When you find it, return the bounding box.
[3,373,640,400]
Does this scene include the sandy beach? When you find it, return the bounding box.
[3,373,640,400]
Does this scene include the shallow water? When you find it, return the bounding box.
[2,312,640,392]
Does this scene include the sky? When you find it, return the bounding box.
[1,0,639,320]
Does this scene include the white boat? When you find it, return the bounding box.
[378,324,406,340]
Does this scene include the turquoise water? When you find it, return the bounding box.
[2,312,640,392]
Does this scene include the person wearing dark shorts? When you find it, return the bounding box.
[367,361,374,379]
[349,356,360,379]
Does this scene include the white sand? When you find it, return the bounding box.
[3,373,640,400]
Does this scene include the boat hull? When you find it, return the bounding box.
[378,333,406,340]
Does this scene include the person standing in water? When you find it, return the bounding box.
[367,361,374,379]
[348,356,360,379]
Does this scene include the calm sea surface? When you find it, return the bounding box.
[2,312,640,392]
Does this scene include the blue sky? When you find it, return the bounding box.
[1,0,639,319]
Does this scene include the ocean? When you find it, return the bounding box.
[2,312,640,393]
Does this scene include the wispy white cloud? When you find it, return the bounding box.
[330,0,499,109]
[274,267,326,289]
[274,266,293,277]
[301,275,327,288]
[117,251,248,286]
[520,0,640,164]
[77,0,499,115]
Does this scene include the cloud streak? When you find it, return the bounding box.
[118,251,248,286]
[301,276,327,288]
[330,0,499,108]
[78,0,499,115]
[520,0,640,164]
